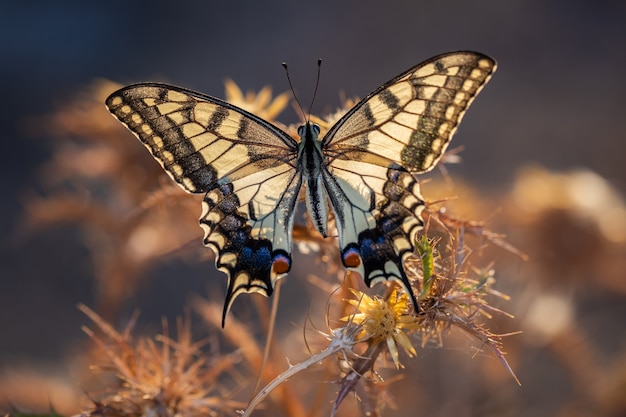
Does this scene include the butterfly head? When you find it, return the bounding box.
[297,122,321,141]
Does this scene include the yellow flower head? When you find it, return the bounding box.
[346,289,419,369]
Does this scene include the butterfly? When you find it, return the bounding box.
[106,51,496,325]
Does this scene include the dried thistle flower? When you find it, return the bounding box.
[329,224,519,415]
[78,304,243,417]
[408,228,519,384]
[346,289,418,370]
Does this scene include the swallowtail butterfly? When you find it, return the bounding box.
[106,51,496,325]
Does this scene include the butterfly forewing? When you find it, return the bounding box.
[106,84,298,191]
[324,52,496,172]
[322,52,496,310]
[106,84,302,324]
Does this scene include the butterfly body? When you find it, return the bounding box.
[106,51,497,325]
[298,123,330,238]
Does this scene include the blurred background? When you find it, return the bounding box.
[1,1,625,416]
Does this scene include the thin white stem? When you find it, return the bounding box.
[241,324,359,417]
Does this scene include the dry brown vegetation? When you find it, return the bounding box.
[4,80,626,417]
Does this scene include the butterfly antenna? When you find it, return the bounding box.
[282,62,307,123]
[307,59,322,122]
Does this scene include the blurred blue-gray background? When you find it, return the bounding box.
[1,0,625,415]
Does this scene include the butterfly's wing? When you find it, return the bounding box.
[106,83,301,324]
[322,52,497,309]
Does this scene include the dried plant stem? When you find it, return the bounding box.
[254,279,282,394]
[242,324,361,417]
[331,342,385,417]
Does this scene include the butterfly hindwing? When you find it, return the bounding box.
[323,52,497,309]
[200,163,301,324]
[322,160,424,309]
[106,84,302,324]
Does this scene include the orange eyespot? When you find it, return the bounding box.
[272,258,290,274]
[343,251,361,268]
